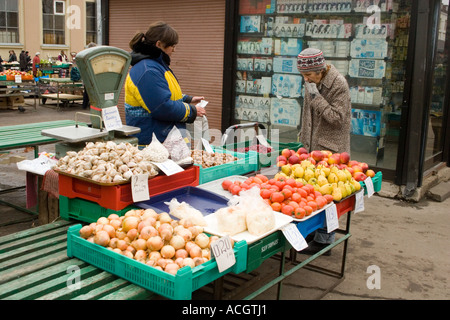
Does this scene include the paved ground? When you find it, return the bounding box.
[1,99,449,300]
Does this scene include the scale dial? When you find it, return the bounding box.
[91,54,127,75]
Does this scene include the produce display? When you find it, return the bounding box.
[234,144,273,154]
[78,208,225,275]
[0,69,34,80]
[191,149,239,168]
[54,139,170,184]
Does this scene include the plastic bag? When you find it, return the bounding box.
[163,126,191,163]
[215,206,247,236]
[165,198,207,226]
[141,133,169,162]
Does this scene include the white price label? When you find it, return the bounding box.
[210,236,235,273]
[102,106,123,131]
[15,75,22,83]
[325,203,339,233]
[152,159,184,176]
[131,173,149,202]
[354,190,365,214]
[364,177,375,198]
[104,93,115,100]
[201,138,214,154]
[281,223,308,251]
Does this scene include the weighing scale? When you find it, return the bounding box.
[41,46,141,157]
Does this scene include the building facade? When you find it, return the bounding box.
[0,0,100,62]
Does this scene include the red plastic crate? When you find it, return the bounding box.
[59,165,199,211]
[335,191,358,219]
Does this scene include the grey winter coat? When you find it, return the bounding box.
[299,64,351,154]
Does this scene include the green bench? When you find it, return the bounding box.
[0,220,156,300]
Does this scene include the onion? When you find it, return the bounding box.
[161,245,176,259]
[126,245,136,255]
[132,238,147,251]
[160,228,173,241]
[89,222,97,230]
[189,244,202,258]
[175,249,188,259]
[102,224,116,238]
[125,210,140,217]
[97,217,109,225]
[169,235,186,250]
[122,216,140,232]
[123,250,134,259]
[158,223,173,234]
[177,228,193,242]
[109,219,122,230]
[158,212,172,224]
[202,248,211,260]
[188,226,202,239]
[87,236,95,243]
[126,228,138,241]
[193,257,204,266]
[141,208,158,220]
[156,258,169,269]
[108,213,120,220]
[94,224,104,234]
[109,237,119,249]
[137,220,152,233]
[175,257,184,268]
[195,233,210,249]
[148,251,162,261]
[173,225,185,234]
[112,248,122,255]
[134,249,147,261]
[185,241,196,253]
[94,230,110,247]
[153,266,163,271]
[165,263,180,275]
[179,218,193,228]
[182,258,195,268]
[208,235,220,248]
[116,230,127,240]
[116,239,128,251]
[146,259,156,267]
[79,225,93,239]
[147,236,164,251]
[139,226,157,240]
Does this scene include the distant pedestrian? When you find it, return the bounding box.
[8,50,17,62]
[19,50,27,71]
[32,52,40,77]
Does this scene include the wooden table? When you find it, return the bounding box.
[0,80,37,110]
[0,220,156,300]
[38,78,84,110]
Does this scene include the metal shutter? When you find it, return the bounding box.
[108,0,225,132]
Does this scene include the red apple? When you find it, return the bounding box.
[297,147,308,155]
[281,148,291,159]
[299,153,309,161]
[321,150,332,158]
[276,155,287,163]
[311,150,324,162]
[317,160,329,167]
[352,165,363,173]
[277,160,287,167]
[340,152,350,164]
[348,160,359,167]
[353,172,367,182]
[288,154,300,165]
[346,167,354,175]
[360,162,369,172]
[307,157,316,165]
[328,153,341,165]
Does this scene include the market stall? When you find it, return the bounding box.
[38,78,84,110]
[0,70,37,110]
[1,46,383,300]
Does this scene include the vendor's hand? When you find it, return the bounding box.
[190,96,205,105]
[304,81,320,97]
[196,106,207,117]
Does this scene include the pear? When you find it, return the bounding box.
[304,168,315,182]
[351,178,362,191]
[332,187,343,201]
[330,166,339,174]
[345,183,353,196]
[337,170,348,182]
[281,164,292,176]
[339,184,348,198]
[308,178,318,185]
[343,168,352,181]
[294,166,304,178]
[322,167,331,177]
[319,183,333,195]
[328,172,338,184]
[317,174,328,187]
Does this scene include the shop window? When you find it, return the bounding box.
[42,0,65,45]
[86,1,97,45]
[233,0,412,170]
[0,0,19,43]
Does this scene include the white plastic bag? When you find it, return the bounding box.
[163,126,191,163]
[165,198,207,226]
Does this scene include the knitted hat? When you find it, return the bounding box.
[297,48,326,72]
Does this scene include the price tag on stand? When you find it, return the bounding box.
[101,106,123,131]
[201,138,214,154]
[210,235,235,273]
[354,190,365,214]
[152,159,184,176]
[364,177,375,198]
[325,203,339,233]
[281,223,308,251]
[131,173,149,202]
[15,75,22,83]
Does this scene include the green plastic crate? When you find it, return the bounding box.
[59,195,137,223]
[196,147,259,184]
[245,230,288,273]
[67,224,248,300]
[359,171,382,195]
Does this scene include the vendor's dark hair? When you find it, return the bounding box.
[129,21,179,53]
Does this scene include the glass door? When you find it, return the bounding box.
[424,0,449,169]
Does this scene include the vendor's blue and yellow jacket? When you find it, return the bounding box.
[125,49,197,145]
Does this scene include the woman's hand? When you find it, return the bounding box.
[190,96,205,105]
[196,106,207,117]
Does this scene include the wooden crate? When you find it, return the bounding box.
[0,97,8,109]
[7,95,25,107]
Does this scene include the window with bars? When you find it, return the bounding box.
[86,1,97,45]
[0,0,19,43]
[43,0,65,45]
